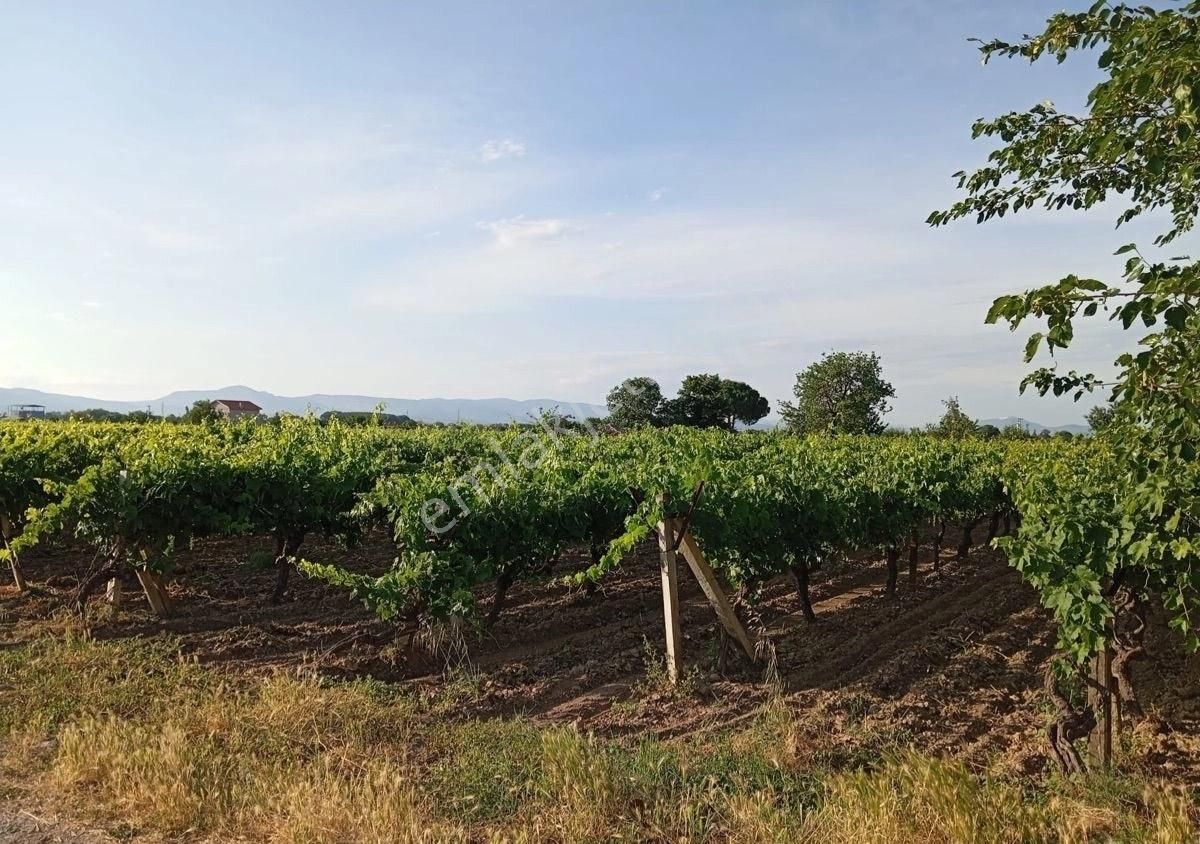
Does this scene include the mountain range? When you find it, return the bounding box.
[0,386,608,425]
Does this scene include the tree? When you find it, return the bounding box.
[655,374,770,430]
[605,377,664,429]
[719,379,770,429]
[531,406,589,433]
[780,352,895,434]
[181,400,219,424]
[935,396,979,438]
[932,0,1200,769]
[999,423,1034,439]
[319,410,416,428]
[1085,404,1116,433]
[661,374,727,429]
[66,408,128,422]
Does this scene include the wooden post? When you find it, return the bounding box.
[1111,654,1123,740]
[1088,646,1114,768]
[677,532,758,661]
[105,577,123,611]
[136,570,171,617]
[6,556,26,593]
[657,517,683,684]
[150,572,171,614]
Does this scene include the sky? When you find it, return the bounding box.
[1,0,1186,426]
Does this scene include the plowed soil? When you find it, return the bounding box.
[3,528,1198,791]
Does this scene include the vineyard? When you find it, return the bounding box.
[6,0,1200,836]
[1,418,1048,628]
[2,417,1199,841]
[1,416,1194,774]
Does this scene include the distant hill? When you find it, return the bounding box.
[0,386,608,426]
[977,417,1090,435]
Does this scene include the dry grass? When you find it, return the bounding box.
[804,751,1075,843]
[52,717,465,842]
[45,673,428,840]
[802,753,1198,843]
[2,636,1196,843]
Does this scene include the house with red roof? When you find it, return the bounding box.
[212,399,262,421]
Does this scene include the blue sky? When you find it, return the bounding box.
[0,1,1175,425]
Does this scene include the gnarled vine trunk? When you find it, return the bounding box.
[272,532,305,604]
[932,517,946,571]
[76,539,126,617]
[486,570,514,627]
[1111,588,1147,718]
[884,545,899,596]
[584,544,603,598]
[908,529,920,585]
[1044,664,1096,775]
[956,516,983,561]
[789,559,816,623]
[1,514,25,593]
[985,510,1002,543]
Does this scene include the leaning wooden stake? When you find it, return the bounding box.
[105,577,123,611]
[1088,646,1114,768]
[6,555,26,593]
[677,529,758,661]
[136,570,171,617]
[657,518,683,684]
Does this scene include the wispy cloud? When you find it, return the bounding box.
[364,210,932,313]
[215,108,547,236]
[479,138,526,163]
[648,188,666,202]
[0,182,217,256]
[477,215,572,247]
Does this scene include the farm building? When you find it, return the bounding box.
[212,399,262,421]
[6,404,46,420]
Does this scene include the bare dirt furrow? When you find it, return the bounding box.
[5,528,1198,788]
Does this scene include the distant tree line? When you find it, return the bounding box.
[318,411,418,428]
[20,350,1109,435]
[35,402,225,424]
[602,350,1101,436]
[32,403,419,427]
[606,374,770,431]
